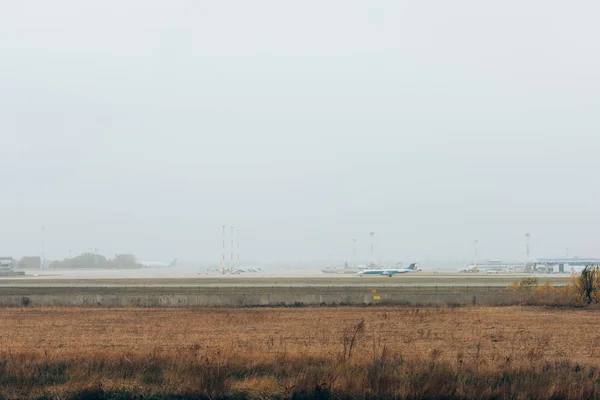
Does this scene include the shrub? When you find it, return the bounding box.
[506,277,583,306]
[520,277,539,288]
[506,277,539,292]
[535,282,555,297]
[576,266,600,304]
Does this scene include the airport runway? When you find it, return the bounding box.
[0,271,574,287]
[0,270,575,307]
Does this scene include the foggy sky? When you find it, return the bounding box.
[1,1,599,263]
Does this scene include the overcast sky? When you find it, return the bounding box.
[1,1,599,263]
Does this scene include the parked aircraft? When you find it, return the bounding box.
[139,258,177,268]
[231,267,262,274]
[357,263,418,277]
[459,260,525,273]
[458,265,479,273]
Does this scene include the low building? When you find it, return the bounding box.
[0,257,25,276]
[0,257,13,271]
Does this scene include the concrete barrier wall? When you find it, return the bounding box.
[0,287,529,307]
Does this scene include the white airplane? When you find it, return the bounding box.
[460,260,525,273]
[230,267,262,274]
[357,263,418,277]
[139,258,177,268]
[458,265,479,273]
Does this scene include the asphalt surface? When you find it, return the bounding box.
[0,271,573,288]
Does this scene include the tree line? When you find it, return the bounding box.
[17,253,142,269]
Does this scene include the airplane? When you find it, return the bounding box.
[357,263,418,277]
[458,265,479,273]
[230,267,262,274]
[458,260,525,274]
[139,258,177,268]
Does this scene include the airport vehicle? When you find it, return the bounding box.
[139,258,177,268]
[357,263,418,277]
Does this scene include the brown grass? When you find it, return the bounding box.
[1,306,600,399]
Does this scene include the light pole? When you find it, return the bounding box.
[222,225,226,275]
[352,238,357,266]
[230,226,234,273]
[525,233,531,262]
[369,232,375,264]
[40,226,45,270]
[474,240,479,268]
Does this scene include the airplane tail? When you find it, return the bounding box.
[168,258,178,267]
[407,263,417,271]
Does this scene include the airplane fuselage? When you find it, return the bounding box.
[140,258,177,268]
[359,269,411,277]
[140,261,169,268]
[358,263,418,277]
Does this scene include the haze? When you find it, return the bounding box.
[1,1,599,264]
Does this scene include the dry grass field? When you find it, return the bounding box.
[1,306,600,399]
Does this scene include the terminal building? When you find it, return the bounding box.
[533,257,600,273]
[0,257,14,275]
[0,257,26,276]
